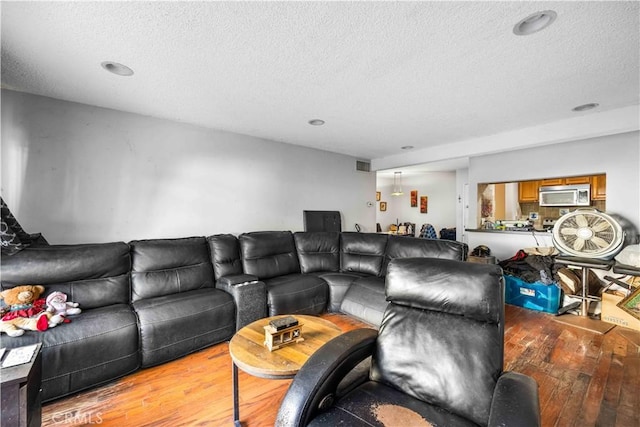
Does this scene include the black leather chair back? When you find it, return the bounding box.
[130,237,214,302]
[207,234,243,280]
[340,232,388,276]
[372,258,504,426]
[381,235,468,275]
[1,242,131,310]
[294,232,340,273]
[239,231,300,279]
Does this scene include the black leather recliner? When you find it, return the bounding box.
[276,258,540,427]
[239,231,328,316]
[0,242,140,401]
[129,237,236,367]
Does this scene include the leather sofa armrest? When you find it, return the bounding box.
[488,371,541,427]
[276,328,377,427]
[216,274,266,329]
[217,273,259,287]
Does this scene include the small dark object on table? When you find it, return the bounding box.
[269,316,298,331]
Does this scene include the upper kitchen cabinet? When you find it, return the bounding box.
[540,176,590,186]
[591,174,606,200]
[539,178,563,186]
[564,176,591,185]
[519,180,539,202]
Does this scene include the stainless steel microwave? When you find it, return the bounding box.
[539,184,591,206]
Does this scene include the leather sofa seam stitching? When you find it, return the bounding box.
[269,283,326,296]
[44,351,139,380]
[144,327,233,353]
[131,261,209,274]
[43,323,137,346]
[139,300,234,325]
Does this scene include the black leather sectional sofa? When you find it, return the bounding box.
[0,231,467,402]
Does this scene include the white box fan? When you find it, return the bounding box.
[552,208,625,259]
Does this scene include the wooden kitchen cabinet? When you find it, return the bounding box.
[591,174,606,200]
[564,176,590,185]
[540,176,590,186]
[519,180,539,202]
[539,178,563,186]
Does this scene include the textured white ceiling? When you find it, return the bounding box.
[2,1,639,163]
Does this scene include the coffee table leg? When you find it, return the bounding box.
[232,362,241,427]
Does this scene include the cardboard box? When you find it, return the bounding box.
[601,292,640,331]
[468,255,497,264]
[504,275,562,314]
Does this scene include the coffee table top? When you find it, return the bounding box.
[229,315,342,379]
[0,343,42,386]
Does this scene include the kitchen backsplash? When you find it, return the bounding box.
[520,200,606,220]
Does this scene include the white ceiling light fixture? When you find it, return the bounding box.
[308,119,325,126]
[513,10,557,36]
[391,171,404,196]
[572,103,599,112]
[101,61,134,76]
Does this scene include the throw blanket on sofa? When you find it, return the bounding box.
[0,197,47,256]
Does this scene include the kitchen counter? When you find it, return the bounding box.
[465,228,553,235]
[465,228,555,261]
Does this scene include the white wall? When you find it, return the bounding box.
[371,105,639,171]
[376,171,456,236]
[468,131,640,231]
[466,131,640,259]
[1,90,377,243]
[456,168,469,243]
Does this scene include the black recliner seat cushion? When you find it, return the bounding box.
[314,271,365,312]
[339,276,386,325]
[36,304,139,401]
[240,231,328,316]
[130,237,235,367]
[0,242,139,402]
[265,273,328,315]
[308,380,478,427]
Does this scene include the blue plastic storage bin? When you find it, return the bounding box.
[504,274,562,314]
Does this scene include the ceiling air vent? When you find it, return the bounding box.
[356,161,371,172]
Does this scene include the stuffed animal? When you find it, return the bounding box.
[0,285,64,337]
[1,285,45,307]
[0,313,64,337]
[46,292,81,316]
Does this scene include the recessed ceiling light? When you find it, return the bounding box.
[101,61,134,76]
[572,103,599,112]
[308,119,325,126]
[401,145,414,150]
[513,10,557,36]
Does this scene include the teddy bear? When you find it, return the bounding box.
[46,291,81,316]
[0,285,64,337]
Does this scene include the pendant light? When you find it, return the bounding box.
[391,172,404,196]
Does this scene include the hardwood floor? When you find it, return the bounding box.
[41,307,640,427]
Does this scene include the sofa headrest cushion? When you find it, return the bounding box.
[239,231,300,280]
[386,258,503,324]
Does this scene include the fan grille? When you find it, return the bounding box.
[552,209,624,259]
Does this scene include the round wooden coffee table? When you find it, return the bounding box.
[229,315,342,426]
